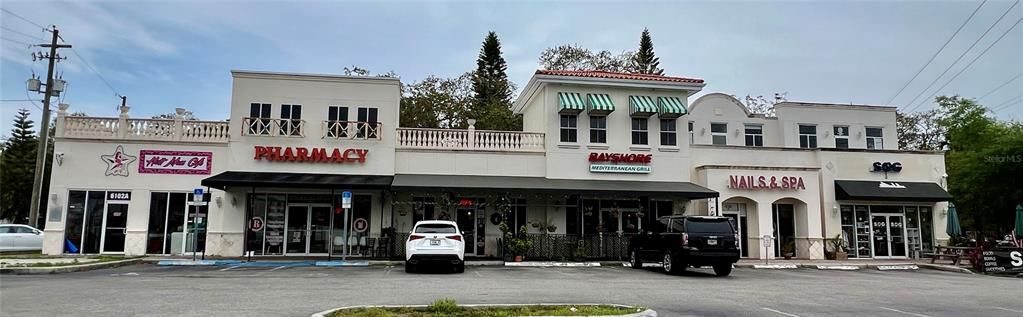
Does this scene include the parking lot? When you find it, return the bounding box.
[1,263,1021,317]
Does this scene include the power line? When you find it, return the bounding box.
[905,15,1023,113]
[0,8,48,31]
[1,36,34,47]
[68,48,122,98]
[978,71,1023,101]
[899,0,1020,111]
[886,0,987,105]
[990,94,1023,112]
[1,25,45,41]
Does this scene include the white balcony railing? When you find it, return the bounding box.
[397,127,544,152]
[57,106,229,143]
[322,121,382,140]
[242,117,305,137]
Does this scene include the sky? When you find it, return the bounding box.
[1,0,1021,139]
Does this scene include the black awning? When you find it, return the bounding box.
[202,171,393,190]
[391,174,718,199]
[835,180,951,202]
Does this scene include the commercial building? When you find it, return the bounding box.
[41,69,951,260]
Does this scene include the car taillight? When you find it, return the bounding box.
[409,235,425,241]
[446,235,462,241]
[681,233,689,246]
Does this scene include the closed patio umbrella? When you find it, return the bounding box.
[946,203,961,237]
[1014,204,1023,239]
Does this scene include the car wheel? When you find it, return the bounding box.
[454,262,465,273]
[663,252,684,275]
[630,250,642,269]
[713,263,732,277]
[404,261,415,273]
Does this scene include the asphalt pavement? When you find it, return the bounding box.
[1,264,1020,317]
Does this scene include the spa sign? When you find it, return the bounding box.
[139,150,213,175]
[253,146,369,163]
[588,152,652,174]
[728,175,807,190]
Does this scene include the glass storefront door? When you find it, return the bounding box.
[871,214,907,258]
[456,207,476,256]
[308,206,331,254]
[285,204,331,255]
[722,203,749,258]
[772,204,795,257]
[286,206,308,254]
[101,203,128,253]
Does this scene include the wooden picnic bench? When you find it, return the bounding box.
[924,246,972,265]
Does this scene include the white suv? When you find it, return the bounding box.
[405,220,464,273]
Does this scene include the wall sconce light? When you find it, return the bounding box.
[824,131,831,137]
[941,208,948,216]
[700,127,706,136]
[857,131,864,139]
[215,196,223,207]
[734,128,741,136]
[231,196,238,206]
[832,205,839,215]
[55,152,64,166]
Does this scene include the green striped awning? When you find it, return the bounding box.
[657,96,688,118]
[557,92,585,114]
[587,94,615,114]
[629,96,657,117]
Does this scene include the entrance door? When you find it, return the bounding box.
[101,203,128,253]
[286,205,308,254]
[456,207,476,256]
[772,204,795,257]
[722,203,748,258]
[871,214,908,258]
[308,206,331,254]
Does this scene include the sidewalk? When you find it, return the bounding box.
[735,258,973,273]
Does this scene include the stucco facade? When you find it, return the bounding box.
[42,69,950,261]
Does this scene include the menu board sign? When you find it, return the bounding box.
[981,248,1023,274]
[265,208,286,246]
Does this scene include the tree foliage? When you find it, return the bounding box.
[933,95,1023,235]
[400,73,475,129]
[896,110,945,151]
[733,93,786,117]
[633,28,663,75]
[153,110,197,120]
[471,31,521,131]
[1,109,38,223]
[538,44,637,72]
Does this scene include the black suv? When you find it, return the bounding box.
[628,216,740,276]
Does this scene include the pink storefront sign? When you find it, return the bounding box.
[138,150,213,175]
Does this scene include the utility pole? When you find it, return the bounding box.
[28,26,71,228]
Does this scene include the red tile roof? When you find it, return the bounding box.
[535,69,704,84]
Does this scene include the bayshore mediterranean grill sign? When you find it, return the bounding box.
[588,152,652,174]
[139,150,213,175]
[728,175,807,190]
[254,146,369,163]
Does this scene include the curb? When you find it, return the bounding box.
[917,263,974,274]
[751,264,799,269]
[0,258,141,275]
[310,303,654,317]
[505,262,602,267]
[875,264,919,271]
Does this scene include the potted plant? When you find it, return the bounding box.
[829,234,848,260]
[500,223,533,262]
[782,238,795,260]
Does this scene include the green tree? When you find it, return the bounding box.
[936,95,1023,235]
[896,110,945,151]
[153,110,197,120]
[471,31,521,131]
[400,73,475,129]
[633,28,663,75]
[538,44,636,72]
[0,109,38,223]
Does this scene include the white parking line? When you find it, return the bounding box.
[269,265,288,271]
[761,307,800,317]
[880,307,932,317]
[994,307,1023,313]
[473,270,482,278]
[218,266,239,272]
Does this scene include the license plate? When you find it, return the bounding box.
[430,240,440,246]
[707,239,718,246]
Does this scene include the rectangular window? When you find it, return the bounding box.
[357,107,380,139]
[744,124,763,147]
[560,114,577,142]
[248,103,272,135]
[280,104,302,136]
[866,127,883,149]
[631,118,649,145]
[589,116,607,143]
[659,119,677,146]
[834,126,850,148]
[799,124,818,148]
[147,192,188,254]
[711,123,727,145]
[688,121,695,144]
[327,106,350,138]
